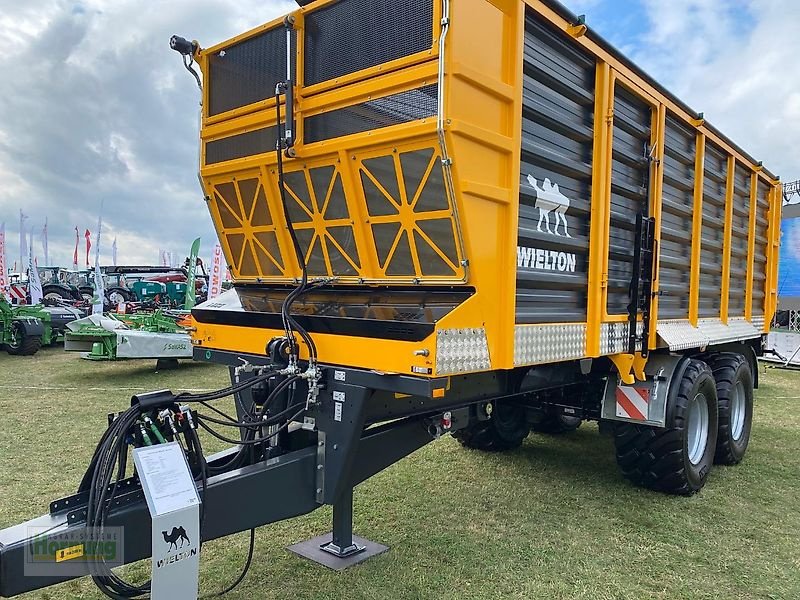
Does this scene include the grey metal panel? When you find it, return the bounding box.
[607,86,652,315]
[698,141,728,317]
[728,162,751,316]
[752,180,770,315]
[600,321,643,355]
[516,12,595,324]
[658,114,695,319]
[514,323,586,366]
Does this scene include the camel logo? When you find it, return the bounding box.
[527,174,572,238]
[162,526,190,552]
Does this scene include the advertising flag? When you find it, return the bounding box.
[85,229,92,267]
[41,218,49,266]
[0,222,9,301]
[28,229,43,305]
[92,211,104,315]
[73,227,79,268]
[209,243,224,299]
[112,237,118,266]
[185,238,201,309]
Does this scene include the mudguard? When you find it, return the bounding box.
[12,317,45,338]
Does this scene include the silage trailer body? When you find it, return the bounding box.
[194,0,779,375]
[0,0,782,596]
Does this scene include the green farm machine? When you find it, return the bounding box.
[0,296,83,355]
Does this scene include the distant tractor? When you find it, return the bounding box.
[37,267,83,302]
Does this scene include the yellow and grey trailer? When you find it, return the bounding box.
[0,0,781,596]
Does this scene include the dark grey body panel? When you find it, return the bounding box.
[658,114,695,320]
[606,86,652,315]
[515,12,594,324]
[752,180,771,316]
[698,141,728,318]
[728,162,751,317]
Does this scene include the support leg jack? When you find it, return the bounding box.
[287,487,388,570]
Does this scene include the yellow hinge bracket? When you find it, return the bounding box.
[690,112,705,127]
[609,353,648,385]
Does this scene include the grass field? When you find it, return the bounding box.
[1,346,799,599]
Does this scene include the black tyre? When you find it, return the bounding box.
[453,402,530,451]
[531,410,582,434]
[106,287,135,306]
[706,353,753,465]
[79,286,94,302]
[613,359,718,495]
[42,285,79,303]
[6,322,42,356]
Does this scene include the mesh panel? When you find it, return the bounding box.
[206,126,280,165]
[208,27,290,116]
[304,0,434,87]
[305,85,438,144]
[386,231,414,276]
[360,148,461,278]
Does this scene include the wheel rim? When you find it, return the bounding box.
[687,392,709,465]
[9,325,21,349]
[109,292,124,305]
[44,292,62,301]
[731,381,746,441]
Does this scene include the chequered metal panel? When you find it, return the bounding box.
[656,320,709,351]
[436,328,491,375]
[751,315,766,331]
[304,0,434,87]
[304,85,438,144]
[657,318,763,351]
[698,318,760,345]
[599,321,644,355]
[513,324,586,366]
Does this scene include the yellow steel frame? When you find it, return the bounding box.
[586,61,612,357]
[190,0,781,377]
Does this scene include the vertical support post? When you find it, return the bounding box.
[587,61,612,356]
[745,171,759,320]
[688,133,706,327]
[765,182,782,328]
[647,103,666,349]
[320,486,364,558]
[720,155,736,324]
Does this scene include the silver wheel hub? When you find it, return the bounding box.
[730,381,746,441]
[687,392,709,465]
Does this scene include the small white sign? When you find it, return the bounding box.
[333,391,346,402]
[133,442,200,517]
[334,402,343,422]
[334,370,346,382]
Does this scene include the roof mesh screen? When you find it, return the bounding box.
[304,0,434,87]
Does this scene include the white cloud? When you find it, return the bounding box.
[0,0,295,267]
[633,0,799,179]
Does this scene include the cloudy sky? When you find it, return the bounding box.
[0,0,797,268]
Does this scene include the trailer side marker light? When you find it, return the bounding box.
[433,388,445,398]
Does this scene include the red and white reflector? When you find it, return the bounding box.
[9,285,26,302]
[615,385,651,421]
